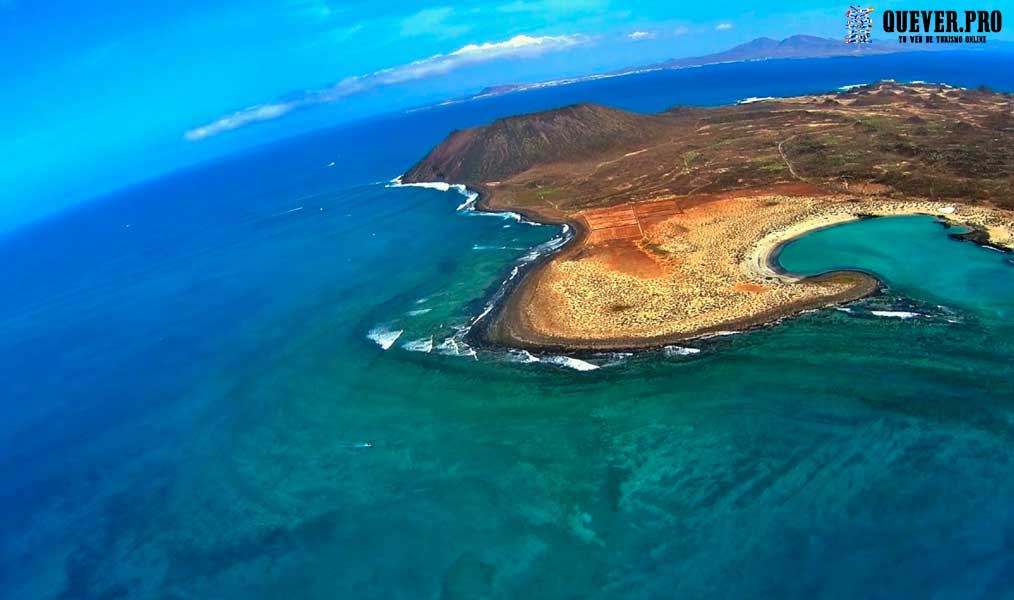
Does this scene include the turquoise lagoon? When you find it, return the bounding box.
[778,215,1014,320]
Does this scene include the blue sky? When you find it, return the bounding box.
[0,0,1008,230]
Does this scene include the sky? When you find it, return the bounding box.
[0,0,1010,231]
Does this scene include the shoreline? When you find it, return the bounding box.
[468,193,1012,353]
[464,187,590,350]
[481,269,880,353]
[470,191,879,353]
[393,178,1013,354]
[395,81,1014,356]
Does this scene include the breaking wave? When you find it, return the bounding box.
[472,244,528,251]
[504,350,541,364]
[387,177,477,211]
[467,224,574,335]
[367,326,403,350]
[699,330,742,339]
[385,176,581,366]
[664,345,701,357]
[870,310,921,319]
[387,177,539,223]
[402,337,434,353]
[542,355,600,371]
[501,351,603,371]
[434,329,478,359]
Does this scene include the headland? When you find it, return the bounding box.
[404,82,1014,350]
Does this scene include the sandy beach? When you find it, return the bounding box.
[743,199,1014,281]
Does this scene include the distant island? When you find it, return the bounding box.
[646,34,924,69]
[468,35,937,101]
[404,82,1014,350]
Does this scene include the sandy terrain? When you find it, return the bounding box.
[489,192,1014,350]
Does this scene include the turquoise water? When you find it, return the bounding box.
[2,54,1014,598]
[778,215,1014,320]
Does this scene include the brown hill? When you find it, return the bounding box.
[405,83,1014,212]
[402,103,660,184]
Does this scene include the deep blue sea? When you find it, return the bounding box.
[2,52,1014,599]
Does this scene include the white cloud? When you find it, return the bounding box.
[715,22,733,31]
[452,33,581,57]
[185,103,299,141]
[627,30,654,41]
[673,25,690,36]
[185,34,585,141]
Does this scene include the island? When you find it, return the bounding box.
[403,82,1014,350]
[464,35,942,103]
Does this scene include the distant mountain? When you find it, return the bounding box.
[403,103,660,184]
[649,35,909,69]
[463,35,925,102]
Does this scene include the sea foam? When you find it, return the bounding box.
[699,330,742,339]
[870,310,921,319]
[543,356,600,371]
[402,337,434,353]
[435,332,477,359]
[367,326,404,350]
[387,177,477,211]
[386,176,580,363]
[505,350,541,364]
[388,177,538,222]
[664,345,701,357]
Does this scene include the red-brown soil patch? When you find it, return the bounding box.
[733,282,767,293]
[574,239,667,278]
[581,199,685,243]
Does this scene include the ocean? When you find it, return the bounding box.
[2,51,1013,598]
